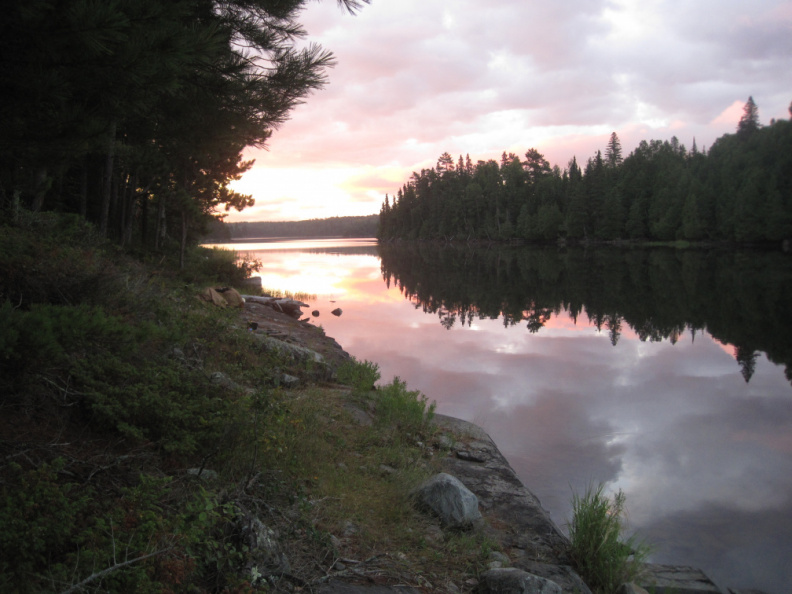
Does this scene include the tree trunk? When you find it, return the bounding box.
[179,208,188,270]
[79,163,88,219]
[155,197,166,251]
[99,121,117,237]
[31,166,49,212]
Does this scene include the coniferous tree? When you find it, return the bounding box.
[605,132,623,167]
[737,96,760,136]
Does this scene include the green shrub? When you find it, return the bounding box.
[337,357,381,394]
[568,483,652,594]
[179,246,262,287]
[375,377,436,435]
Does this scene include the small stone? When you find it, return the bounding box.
[342,521,358,537]
[280,374,300,388]
[490,551,511,563]
[312,310,320,317]
[456,450,487,463]
[331,308,343,316]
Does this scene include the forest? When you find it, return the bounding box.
[207,214,379,241]
[378,98,792,244]
[0,0,368,266]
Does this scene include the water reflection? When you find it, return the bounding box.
[228,239,792,594]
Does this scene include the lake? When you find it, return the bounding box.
[215,238,792,594]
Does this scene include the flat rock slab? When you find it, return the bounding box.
[433,414,590,594]
[639,564,723,594]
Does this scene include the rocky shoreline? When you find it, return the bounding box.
[240,298,763,594]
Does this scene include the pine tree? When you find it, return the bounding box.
[605,132,623,167]
[737,96,760,136]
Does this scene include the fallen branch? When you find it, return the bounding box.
[58,548,171,594]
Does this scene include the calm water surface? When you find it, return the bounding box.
[218,238,792,594]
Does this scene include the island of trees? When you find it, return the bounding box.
[378,98,792,245]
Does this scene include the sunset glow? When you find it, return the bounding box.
[225,0,792,222]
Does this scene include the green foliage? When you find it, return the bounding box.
[375,377,436,435]
[568,484,652,594]
[178,245,262,287]
[337,356,381,394]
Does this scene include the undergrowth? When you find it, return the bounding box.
[1,211,486,593]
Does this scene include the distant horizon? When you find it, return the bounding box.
[221,213,379,225]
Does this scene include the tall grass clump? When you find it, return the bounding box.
[568,483,652,594]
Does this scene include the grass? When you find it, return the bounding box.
[567,483,652,594]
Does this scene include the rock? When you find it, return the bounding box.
[456,449,487,463]
[331,308,343,316]
[200,286,228,307]
[235,505,290,585]
[342,521,359,537]
[379,464,397,475]
[411,472,482,528]
[317,582,421,594]
[476,568,562,594]
[280,373,300,388]
[515,561,592,594]
[312,310,320,317]
[219,287,245,308]
[210,371,237,390]
[433,414,591,593]
[638,564,722,594]
[251,334,332,377]
[489,551,511,566]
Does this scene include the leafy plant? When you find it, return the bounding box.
[375,377,436,436]
[567,483,652,594]
[337,356,381,394]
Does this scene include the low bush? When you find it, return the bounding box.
[337,356,381,394]
[375,377,436,436]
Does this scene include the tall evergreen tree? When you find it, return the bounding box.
[605,132,623,167]
[737,96,760,136]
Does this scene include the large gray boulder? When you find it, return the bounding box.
[235,505,290,586]
[412,472,482,528]
[476,568,562,594]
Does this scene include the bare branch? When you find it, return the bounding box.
[58,547,171,594]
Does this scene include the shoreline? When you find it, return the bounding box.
[241,298,732,594]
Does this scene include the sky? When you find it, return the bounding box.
[226,0,792,223]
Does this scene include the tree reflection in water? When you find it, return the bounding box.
[379,243,792,385]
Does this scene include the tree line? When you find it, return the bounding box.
[206,214,379,241]
[378,98,792,244]
[0,0,368,266]
[378,242,792,384]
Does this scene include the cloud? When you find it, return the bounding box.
[226,0,792,222]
